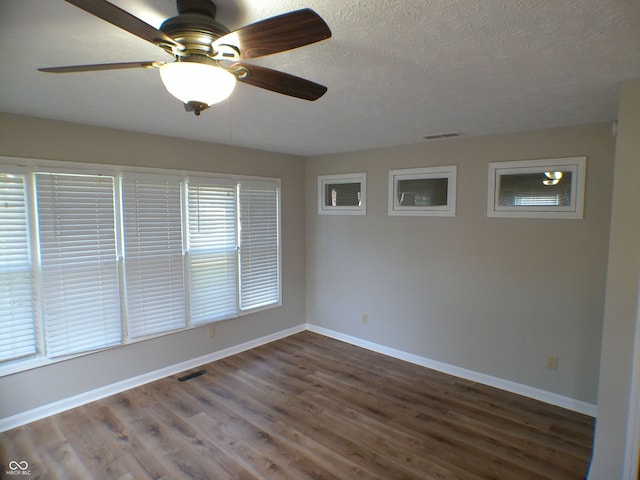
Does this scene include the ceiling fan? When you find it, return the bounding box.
[39,0,332,115]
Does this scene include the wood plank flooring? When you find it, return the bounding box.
[1,331,594,479]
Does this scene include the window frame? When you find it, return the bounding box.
[388,165,457,217]
[0,156,282,376]
[318,172,367,215]
[487,156,586,219]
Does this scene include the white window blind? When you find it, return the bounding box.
[513,194,561,206]
[239,181,280,310]
[36,173,121,358]
[1,158,282,376]
[123,174,186,338]
[0,173,37,363]
[187,178,237,323]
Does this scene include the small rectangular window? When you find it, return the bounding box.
[388,166,457,216]
[487,157,586,219]
[318,173,366,215]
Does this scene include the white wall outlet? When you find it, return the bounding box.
[208,326,215,338]
[361,313,368,324]
[546,355,558,370]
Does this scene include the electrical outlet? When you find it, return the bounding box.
[546,355,558,370]
[361,313,368,324]
[207,326,215,338]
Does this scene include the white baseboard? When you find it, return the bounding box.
[1,322,596,431]
[0,324,306,432]
[306,324,597,417]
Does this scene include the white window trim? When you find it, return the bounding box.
[388,165,457,217]
[0,156,282,377]
[487,156,587,219]
[318,172,367,215]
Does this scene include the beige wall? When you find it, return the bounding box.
[0,113,306,418]
[589,79,640,479]
[306,124,615,405]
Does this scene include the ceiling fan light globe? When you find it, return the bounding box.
[544,171,563,180]
[159,62,236,106]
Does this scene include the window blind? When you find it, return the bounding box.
[36,173,121,358]
[123,174,186,338]
[0,173,37,363]
[1,159,282,376]
[238,181,280,310]
[187,178,237,323]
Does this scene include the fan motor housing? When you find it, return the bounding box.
[160,0,229,55]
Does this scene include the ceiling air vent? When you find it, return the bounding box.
[422,131,464,140]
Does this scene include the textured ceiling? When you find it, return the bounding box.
[1,0,639,156]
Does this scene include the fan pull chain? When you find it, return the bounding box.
[228,99,233,145]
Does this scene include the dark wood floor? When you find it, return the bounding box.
[1,331,594,479]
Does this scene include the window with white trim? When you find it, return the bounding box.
[318,173,367,215]
[388,166,457,216]
[487,157,586,219]
[0,159,281,375]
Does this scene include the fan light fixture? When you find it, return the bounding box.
[159,61,236,107]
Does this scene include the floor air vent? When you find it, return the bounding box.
[177,369,206,382]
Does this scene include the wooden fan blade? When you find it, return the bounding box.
[39,61,162,73]
[214,9,331,60]
[65,0,182,50]
[234,62,327,101]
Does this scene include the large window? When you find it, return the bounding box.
[0,159,281,375]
